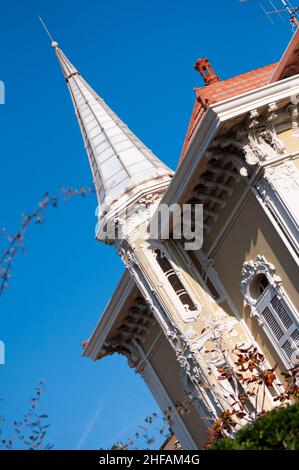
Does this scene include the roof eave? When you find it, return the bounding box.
[83,269,136,360]
[269,27,299,83]
[155,73,299,239]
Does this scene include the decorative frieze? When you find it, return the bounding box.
[210,103,286,168]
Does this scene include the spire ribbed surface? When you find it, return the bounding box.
[54,45,172,208]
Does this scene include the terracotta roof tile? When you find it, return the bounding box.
[179,63,277,162]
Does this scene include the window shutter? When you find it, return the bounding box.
[271,296,293,329]
[262,307,284,340]
[261,294,299,366]
[282,329,299,362]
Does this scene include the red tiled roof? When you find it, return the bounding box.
[179,63,277,162]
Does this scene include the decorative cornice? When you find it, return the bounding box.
[211,104,286,168]
[155,75,299,239]
[101,297,155,368]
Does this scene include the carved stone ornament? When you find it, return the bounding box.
[210,104,286,169]
[138,192,161,208]
[98,187,164,245]
[168,326,223,419]
[288,103,299,137]
[240,255,282,319]
[242,106,286,166]
[167,327,202,385]
[262,160,299,192]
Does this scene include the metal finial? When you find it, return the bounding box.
[38,16,58,48]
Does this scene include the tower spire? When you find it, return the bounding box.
[50,40,172,240]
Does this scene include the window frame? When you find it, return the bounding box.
[241,256,299,369]
[149,243,202,323]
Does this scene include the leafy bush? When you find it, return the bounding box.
[209,402,299,450]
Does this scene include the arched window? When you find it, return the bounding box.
[154,248,201,322]
[241,255,299,368]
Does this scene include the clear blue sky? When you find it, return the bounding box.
[0,0,293,449]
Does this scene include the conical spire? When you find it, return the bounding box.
[51,41,172,225]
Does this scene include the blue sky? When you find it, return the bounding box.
[0,0,293,449]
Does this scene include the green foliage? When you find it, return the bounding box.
[209,402,299,450]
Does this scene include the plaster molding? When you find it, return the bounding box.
[240,255,282,321]
[256,159,299,256]
[148,244,202,323]
[288,102,299,136]
[96,181,169,244]
[211,105,286,169]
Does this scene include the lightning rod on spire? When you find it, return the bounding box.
[38,16,58,48]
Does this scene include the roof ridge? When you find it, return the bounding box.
[194,62,278,94]
[180,62,278,162]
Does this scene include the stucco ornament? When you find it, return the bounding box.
[167,328,203,385]
[262,160,299,192]
[112,191,163,246]
[240,255,282,320]
[211,104,286,169]
[242,107,285,165]
[168,326,221,417]
[288,103,299,137]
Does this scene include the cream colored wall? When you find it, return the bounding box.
[202,178,248,254]
[148,333,208,449]
[210,191,299,371]
[278,128,299,154]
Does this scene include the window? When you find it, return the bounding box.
[154,248,201,322]
[249,273,269,300]
[261,295,299,364]
[241,255,299,368]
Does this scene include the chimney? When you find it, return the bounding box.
[194,58,220,86]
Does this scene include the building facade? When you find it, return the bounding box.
[51,30,299,449]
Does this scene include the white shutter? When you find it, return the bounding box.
[261,293,299,366]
